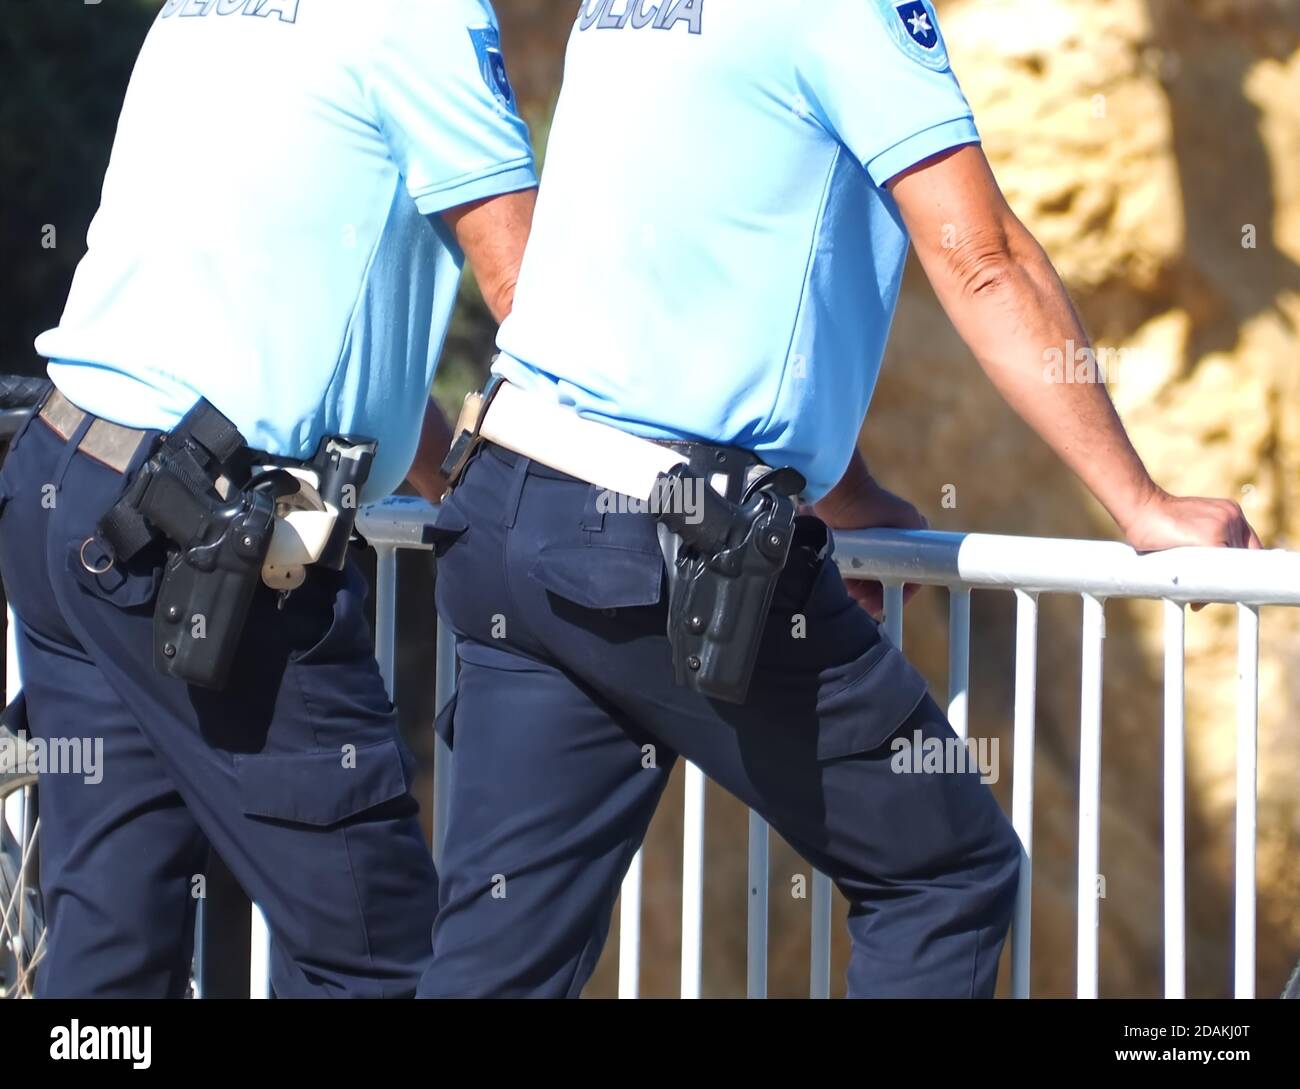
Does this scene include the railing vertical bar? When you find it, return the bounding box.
[680,763,705,998]
[810,871,833,999]
[1162,600,1186,999]
[433,616,456,863]
[192,900,205,999]
[618,849,643,999]
[5,606,18,703]
[947,587,971,740]
[746,810,769,998]
[3,609,21,863]
[249,904,272,999]
[1010,589,1039,999]
[883,583,905,647]
[1077,593,1105,999]
[1,614,18,993]
[18,787,31,953]
[0,788,8,990]
[1234,604,1259,999]
[373,545,398,697]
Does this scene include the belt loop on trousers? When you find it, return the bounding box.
[503,450,529,530]
[580,487,606,539]
[53,413,95,492]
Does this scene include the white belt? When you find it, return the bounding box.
[479,382,688,501]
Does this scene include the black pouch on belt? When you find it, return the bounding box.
[655,464,806,705]
[98,399,280,691]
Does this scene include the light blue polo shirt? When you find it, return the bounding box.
[495,0,977,502]
[37,0,536,501]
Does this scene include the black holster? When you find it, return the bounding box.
[98,399,275,690]
[151,487,277,690]
[655,465,805,705]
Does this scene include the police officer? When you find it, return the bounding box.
[420,0,1260,997]
[0,0,536,997]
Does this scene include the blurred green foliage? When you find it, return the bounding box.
[0,0,159,378]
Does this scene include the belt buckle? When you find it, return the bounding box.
[440,374,505,496]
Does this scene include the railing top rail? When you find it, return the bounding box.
[837,529,1300,606]
[358,497,441,551]
[358,498,1300,607]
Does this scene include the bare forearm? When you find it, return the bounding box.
[406,398,455,503]
[931,232,1160,530]
[411,189,536,501]
[886,145,1255,557]
[891,147,1159,532]
[813,447,874,524]
[441,187,537,324]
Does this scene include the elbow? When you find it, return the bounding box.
[942,224,1022,300]
[482,266,521,325]
[963,254,1017,299]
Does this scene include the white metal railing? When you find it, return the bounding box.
[358,500,1300,1000]
[7,501,1300,999]
[2,608,28,993]
[834,529,1297,999]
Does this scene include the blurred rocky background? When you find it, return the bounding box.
[2,0,1297,998]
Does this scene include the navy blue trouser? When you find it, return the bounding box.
[0,410,438,997]
[419,443,1021,998]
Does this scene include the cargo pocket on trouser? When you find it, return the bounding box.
[528,544,664,612]
[527,485,664,613]
[814,636,931,762]
[528,496,665,615]
[234,738,415,828]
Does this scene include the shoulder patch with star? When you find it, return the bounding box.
[469,26,517,112]
[871,0,952,72]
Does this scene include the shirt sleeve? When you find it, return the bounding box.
[799,0,979,188]
[363,0,537,216]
